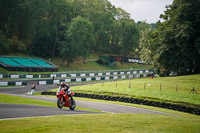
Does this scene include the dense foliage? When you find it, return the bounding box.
[140,0,200,75]
[59,16,94,66]
[0,0,139,63]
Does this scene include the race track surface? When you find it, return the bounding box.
[0,103,100,120]
[0,84,175,119]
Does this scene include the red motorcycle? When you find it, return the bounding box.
[56,87,76,110]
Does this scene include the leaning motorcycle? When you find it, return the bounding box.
[56,87,76,110]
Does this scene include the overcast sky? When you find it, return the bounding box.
[108,0,174,23]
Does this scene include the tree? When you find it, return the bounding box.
[138,21,157,62]
[59,16,94,66]
[67,16,94,63]
[118,19,139,57]
[0,0,35,54]
[0,0,73,56]
[74,0,116,53]
[58,40,76,66]
[0,0,141,61]
[140,0,200,75]
[109,8,131,55]
[31,0,73,58]
[0,33,11,54]
[47,0,73,59]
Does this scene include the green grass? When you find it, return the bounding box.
[0,94,56,107]
[1,90,200,133]
[0,113,200,133]
[68,74,200,108]
[0,67,9,73]
[0,94,101,112]
[54,60,152,72]
[58,61,110,71]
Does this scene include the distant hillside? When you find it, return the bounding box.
[54,59,152,72]
[0,54,152,73]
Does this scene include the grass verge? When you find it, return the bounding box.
[67,75,200,108]
[0,113,200,133]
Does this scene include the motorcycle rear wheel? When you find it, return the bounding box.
[69,99,76,110]
[57,98,63,109]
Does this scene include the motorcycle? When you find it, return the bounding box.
[56,87,76,110]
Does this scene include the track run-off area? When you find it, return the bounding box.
[0,84,176,120]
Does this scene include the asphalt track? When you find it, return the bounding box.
[0,103,99,120]
[0,84,175,120]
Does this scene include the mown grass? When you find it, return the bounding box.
[0,113,200,133]
[0,94,101,112]
[0,94,56,107]
[1,90,200,133]
[69,74,200,108]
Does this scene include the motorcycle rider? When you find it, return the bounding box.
[27,84,36,96]
[60,81,74,101]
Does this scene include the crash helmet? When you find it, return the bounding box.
[61,81,65,87]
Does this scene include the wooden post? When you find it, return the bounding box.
[129,82,131,88]
[160,83,162,91]
[144,82,146,89]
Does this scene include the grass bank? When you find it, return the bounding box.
[0,53,152,73]
[66,74,200,108]
[0,62,152,74]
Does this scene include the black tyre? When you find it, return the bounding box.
[57,98,63,109]
[69,99,76,110]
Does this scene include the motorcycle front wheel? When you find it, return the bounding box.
[57,98,63,109]
[69,99,76,110]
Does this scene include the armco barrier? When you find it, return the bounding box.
[41,92,200,115]
[0,81,27,86]
[0,71,152,86]
[0,69,153,79]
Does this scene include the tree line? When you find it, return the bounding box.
[0,0,199,75]
[0,0,143,66]
[139,0,200,75]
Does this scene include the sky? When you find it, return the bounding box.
[108,0,174,23]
